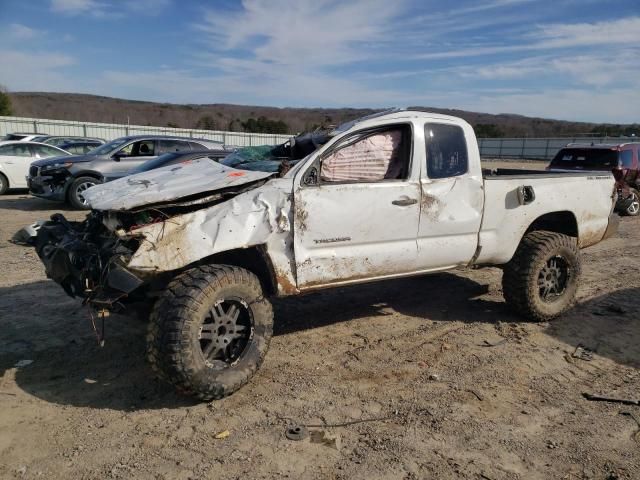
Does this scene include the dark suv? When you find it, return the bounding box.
[548,142,640,216]
[28,135,224,209]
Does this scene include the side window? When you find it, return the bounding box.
[159,140,191,153]
[0,145,13,155]
[4,144,32,157]
[189,141,207,150]
[425,123,468,179]
[620,150,633,168]
[33,145,64,158]
[118,140,155,157]
[319,126,410,183]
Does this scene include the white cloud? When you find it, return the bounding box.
[50,0,167,18]
[8,23,39,40]
[458,89,639,123]
[51,0,103,14]
[197,0,403,68]
[0,50,76,91]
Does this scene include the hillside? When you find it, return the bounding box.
[7,92,637,137]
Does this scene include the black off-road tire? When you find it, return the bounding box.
[502,230,581,322]
[68,176,101,210]
[623,188,640,216]
[147,265,273,401]
[0,173,9,195]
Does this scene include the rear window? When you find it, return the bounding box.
[550,148,619,169]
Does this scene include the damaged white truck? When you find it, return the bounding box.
[30,110,618,400]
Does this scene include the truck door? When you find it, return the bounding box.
[293,124,420,288]
[416,122,484,269]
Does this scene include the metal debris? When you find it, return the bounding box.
[582,393,640,406]
[285,425,308,441]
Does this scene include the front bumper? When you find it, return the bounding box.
[34,213,144,307]
[27,171,71,202]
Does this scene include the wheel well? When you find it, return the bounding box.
[65,172,102,199]
[193,246,277,296]
[525,211,578,238]
[0,171,8,185]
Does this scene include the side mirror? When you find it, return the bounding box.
[112,152,124,161]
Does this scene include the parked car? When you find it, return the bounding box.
[2,132,47,142]
[58,140,103,155]
[547,142,640,216]
[0,142,71,194]
[27,135,224,209]
[29,110,618,401]
[41,136,105,147]
[102,150,231,182]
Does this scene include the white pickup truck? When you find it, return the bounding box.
[31,110,618,400]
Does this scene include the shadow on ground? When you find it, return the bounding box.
[546,287,640,369]
[4,278,638,411]
[0,192,75,212]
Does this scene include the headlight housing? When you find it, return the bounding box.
[42,162,73,171]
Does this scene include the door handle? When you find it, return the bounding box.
[392,197,418,206]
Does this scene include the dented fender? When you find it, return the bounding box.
[123,180,298,295]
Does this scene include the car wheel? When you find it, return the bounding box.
[147,265,273,401]
[624,189,640,216]
[502,230,581,322]
[68,176,101,210]
[0,173,8,195]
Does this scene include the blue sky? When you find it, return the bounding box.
[0,0,638,122]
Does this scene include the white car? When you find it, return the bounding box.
[0,141,70,194]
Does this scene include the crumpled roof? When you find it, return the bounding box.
[83,158,274,211]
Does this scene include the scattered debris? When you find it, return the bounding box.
[582,393,640,406]
[310,430,341,450]
[429,373,440,381]
[304,415,396,428]
[468,389,484,401]
[546,440,560,449]
[285,425,308,441]
[480,338,507,347]
[572,344,594,361]
[14,360,33,368]
[214,430,231,439]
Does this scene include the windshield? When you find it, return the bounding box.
[89,137,131,155]
[549,148,619,169]
[130,153,185,173]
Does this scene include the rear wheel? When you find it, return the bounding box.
[502,231,581,322]
[147,265,273,401]
[68,176,101,209]
[624,188,640,216]
[0,173,8,195]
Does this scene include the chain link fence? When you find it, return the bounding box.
[0,115,291,147]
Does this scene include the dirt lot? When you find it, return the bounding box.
[1,168,639,479]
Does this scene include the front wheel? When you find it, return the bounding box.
[147,265,273,401]
[624,188,640,216]
[502,231,581,322]
[68,176,101,210]
[0,173,8,195]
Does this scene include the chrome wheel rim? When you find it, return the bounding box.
[627,194,640,215]
[76,181,96,205]
[198,298,253,369]
[537,255,570,302]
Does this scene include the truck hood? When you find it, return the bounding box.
[31,153,95,167]
[83,158,275,211]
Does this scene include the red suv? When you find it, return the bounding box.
[547,142,640,216]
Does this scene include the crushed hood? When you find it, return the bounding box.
[83,158,274,211]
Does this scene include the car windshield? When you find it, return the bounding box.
[89,137,131,155]
[549,148,620,169]
[130,153,185,173]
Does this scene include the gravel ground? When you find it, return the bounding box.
[0,175,638,479]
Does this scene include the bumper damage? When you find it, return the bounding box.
[27,169,72,202]
[34,212,144,307]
